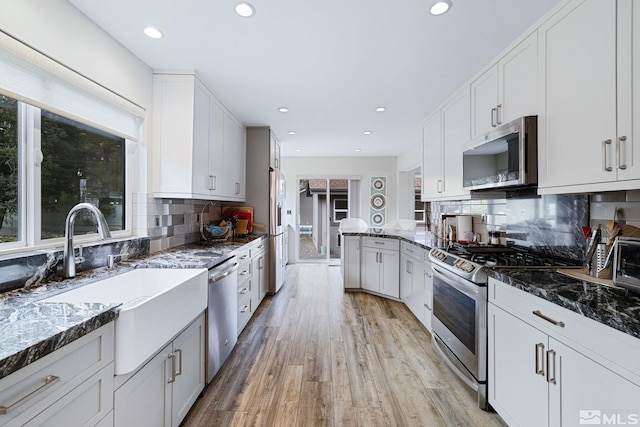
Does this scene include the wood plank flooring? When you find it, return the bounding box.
[183,264,506,427]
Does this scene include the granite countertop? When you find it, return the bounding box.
[0,235,265,380]
[340,228,440,250]
[487,268,640,340]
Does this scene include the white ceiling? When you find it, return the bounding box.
[69,0,561,157]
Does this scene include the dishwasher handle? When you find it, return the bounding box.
[209,257,239,282]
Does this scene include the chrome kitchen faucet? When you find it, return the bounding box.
[62,203,112,278]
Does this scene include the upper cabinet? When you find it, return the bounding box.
[538,0,640,193]
[422,88,471,201]
[152,73,246,201]
[270,133,281,170]
[471,32,538,138]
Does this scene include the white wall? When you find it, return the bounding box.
[281,156,398,229]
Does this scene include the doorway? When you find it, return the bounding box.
[296,177,359,263]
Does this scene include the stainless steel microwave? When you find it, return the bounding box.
[613,236,640,293]
[462,116,538,191]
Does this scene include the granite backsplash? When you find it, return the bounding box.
[0,238,149,293]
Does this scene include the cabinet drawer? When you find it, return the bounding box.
[0,323,114,426]
[237,293,252,335]
[24,363,114,427]
[237,279,252,298]
[401,241,426,261]
[235,248,251,263]
[237,258,251,285]
[489,278,640,385]
[362,237,399,251]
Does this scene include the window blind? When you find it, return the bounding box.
[0,31,145,140]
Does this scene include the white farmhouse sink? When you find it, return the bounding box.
[43,268,208,375]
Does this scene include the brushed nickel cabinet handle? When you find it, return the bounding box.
[0,375,60,414]
[535,343,545,376]
[603,139,613,172]
[168,353,176,383]
[496,104,503,125]
[240,305,249,313]
[239,287,249,294]
[546,349,557,384]
[491,107,497,127]
[437,179,443,193]
[175,348,183,377]
[618,136,628,170]
[533,310,565,327]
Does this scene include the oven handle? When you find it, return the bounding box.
[431,264,482,299]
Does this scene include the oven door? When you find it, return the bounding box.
[431,264,487,382]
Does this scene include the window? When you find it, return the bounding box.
[333,198,348,223]
[0,94,126,249]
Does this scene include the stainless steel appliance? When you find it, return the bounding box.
[613,236,640,293]
[462,116,537,191]
[206,256,239,383]
[268,169,286,294]
[245,127,287,294]
[428,244,580,409]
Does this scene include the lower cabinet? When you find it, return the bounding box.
[489,278,640,427]
[252,243,268,304]
[400,242,433,331]
[0,323,114,427]
[361,238,400,298]
[341,235,361,289]
[114,313,205,427]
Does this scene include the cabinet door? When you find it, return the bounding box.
[343,236,360,289]
[617,0,640,181]
[548,337,640,427]
[422,263,433,331]
[270,133,280,170]
[222,112,246,199]
[441,89,470,199]
[499,31,538,125]
[400,255,412,301]
[470,64,499,138]
[207,99,225,196]
[379,249,399,299]
[171,315,205,427]
[361,247,380,293]
[252,250,268,303]
[192,80,213,197]
[538,0,617,188]
[114,343,172,427]
[421,111,443,200]
[488,304,549,427]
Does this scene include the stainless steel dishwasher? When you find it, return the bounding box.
[206,255,239,383]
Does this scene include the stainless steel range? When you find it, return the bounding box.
[428,244,580,410]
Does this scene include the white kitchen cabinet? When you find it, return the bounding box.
[470,32,538,137]
[361,237,400,298]
[152,72,246,201]
[270,133,281,170]
[341,235,361,289]
[252,242,268,304]
[538,0,640,193]
[400,242,433,331]
[421,111,443,200]
[421,88,470,201]
[0,324,114,427]
[489,278,640,427]
[223,112,246,199]
[114,313,205,427]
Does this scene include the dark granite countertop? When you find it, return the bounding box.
[340,228,440,251]
[0,235,265,380]
[487,268,640,340]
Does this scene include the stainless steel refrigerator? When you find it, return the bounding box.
[268,169,286,293]
[245,126,286,294]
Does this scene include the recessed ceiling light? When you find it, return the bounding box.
[375,107,386,112]
[278,107,289,113]
[235,2,255,17]
[363,131,372,135]
[430,0,452,16]
[143,27,163,39]
[355,149,362,152]
[296,149,302,152]
[288,131,296,135]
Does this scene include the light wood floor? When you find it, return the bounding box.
[183,264,506,427]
